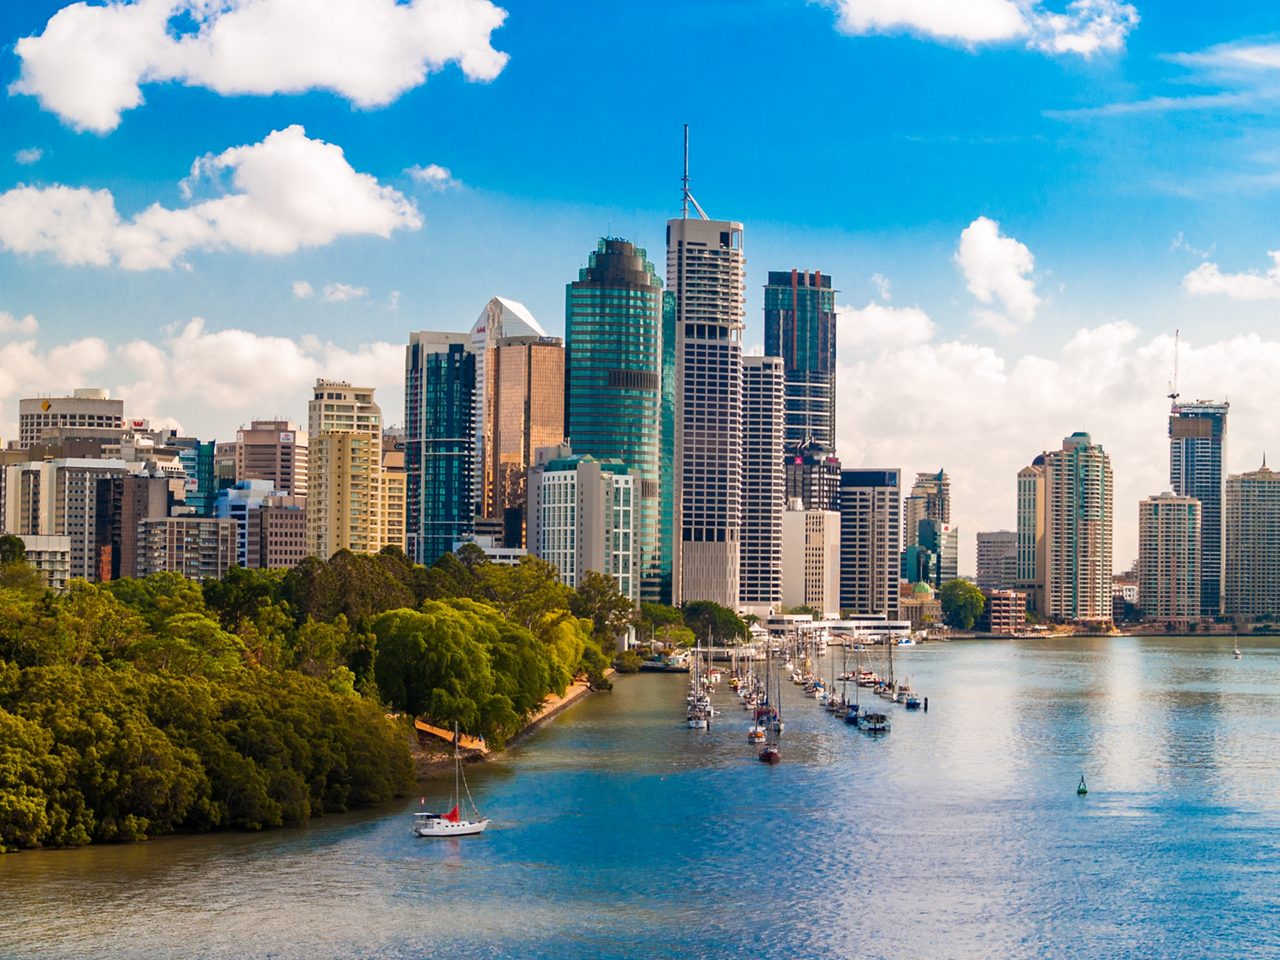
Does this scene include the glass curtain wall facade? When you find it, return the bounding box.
[1170,401,1228,617]
[566,238,667,602]
[764,270,837,451]
[405,333,476,566]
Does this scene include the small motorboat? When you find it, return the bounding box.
[857,712,890,734]
[758,745,781,764]
[747,723,767,744]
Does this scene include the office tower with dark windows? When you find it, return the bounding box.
[566,238,666,602]
[784,442,841,512]
[764,270,837,451]
[667,213,746,608]
[1170,400,1227,617]
[740,355,785,610]
[838,469,901,618]
[405,332,475,566]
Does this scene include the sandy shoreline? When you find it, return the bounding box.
[411,673,608,779]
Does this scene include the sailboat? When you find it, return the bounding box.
[413,723,489,837]
[759,660,781,764]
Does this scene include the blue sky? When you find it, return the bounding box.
[2,0,1280,568]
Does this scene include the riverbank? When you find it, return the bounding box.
[410,672,608,778]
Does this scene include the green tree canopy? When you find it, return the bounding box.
[0,534,26,565]
[939,579,987,630]
[570,570,635,646]
[682,600,749,645]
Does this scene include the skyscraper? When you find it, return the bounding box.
[1138,492,1201,625]
[1170,400,1227,617]
[566,238,666,601]
[668,210,746,607]
[976,530,1018,591]
[902,469,956,589]
[784,442,841,512]
[470,296,555,533]
[486,335,564,546]
[740,355,785,610]
[839,469,901,618]
[1224,461,1280,619]
[306,380,384,560]
[764,270,837,451]
[903,469,951,546]
[405,332,475,566]
[1035,432,1114,622]
[1017,457,1047,613]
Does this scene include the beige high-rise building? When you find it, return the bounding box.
[18,388,124,449]
[527,444,638,601]
[781,499,841,618]
[1138,492,1201,625]
[1023,432,1113,623]
[1016,458,1047,613]
[668,215,746,608]
[215,420,308,496]
[381,444,407,553]
[1224,461,1280,619]
[306,380,384,559]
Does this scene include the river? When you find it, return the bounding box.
[3,635,1279,959]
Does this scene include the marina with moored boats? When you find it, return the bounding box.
[678,632,930,755]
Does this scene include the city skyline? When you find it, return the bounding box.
[5,1,1280,571]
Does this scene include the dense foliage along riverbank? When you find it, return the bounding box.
[0,544,633,852]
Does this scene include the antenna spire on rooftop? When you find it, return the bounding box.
[681,124,709,221]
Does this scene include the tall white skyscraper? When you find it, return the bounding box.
[667,210,746,607]
[740,355,785,610]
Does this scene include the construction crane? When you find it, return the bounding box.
[1167,329,1180,406]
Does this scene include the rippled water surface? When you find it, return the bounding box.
[4,636,1280,959]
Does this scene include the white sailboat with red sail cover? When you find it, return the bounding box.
[414,723,489,838]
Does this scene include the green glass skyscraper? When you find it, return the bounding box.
[566,238,669,602]
[765,270,837,451]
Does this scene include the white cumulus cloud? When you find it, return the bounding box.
[955,216,1042,334]
[827,0,1137,57]
[12,0,510,134]
[835,314,1280,574]
[1183,251,1280,301]
[838,302,936,350]
[322,282,368,303]
[0,125,422,270]
[292,280,314,299]
[14,148,44,166]
[0,312,40,336]
[407,163,462,190]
